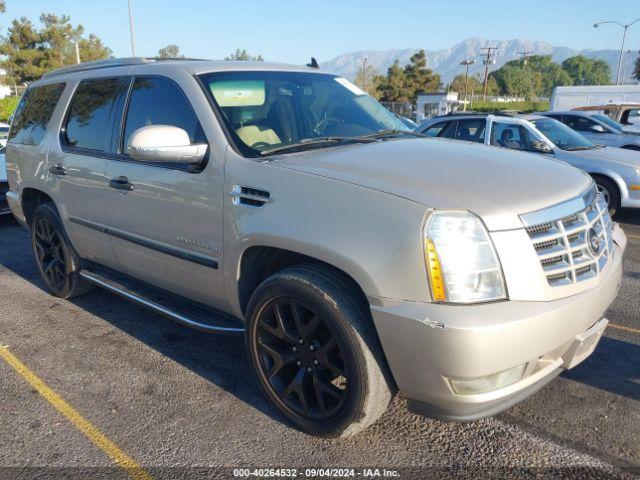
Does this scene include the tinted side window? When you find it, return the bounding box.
[9,83,65,146]
[64,78,129,152]
[423,121,450,137]
[563,115,596,132]
[454,119,486,143]
[123,77,205,151]
[490,122,536,151]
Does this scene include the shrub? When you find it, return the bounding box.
[0,96,21,122]
[467,100,550,113]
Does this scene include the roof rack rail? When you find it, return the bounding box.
[42,57,153,79]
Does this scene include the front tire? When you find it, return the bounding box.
[245,265,393,437]
[592,176,620,216]
[31,203,92,299]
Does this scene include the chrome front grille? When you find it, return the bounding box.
[524,193,613,287]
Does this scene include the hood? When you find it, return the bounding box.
[272,138,592,231]
[571,146,640,169]
[0,154,6,183]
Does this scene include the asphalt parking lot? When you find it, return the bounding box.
[0,212,638,480]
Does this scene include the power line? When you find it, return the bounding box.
[517,50,534,66]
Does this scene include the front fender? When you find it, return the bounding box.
[222,155,431,318]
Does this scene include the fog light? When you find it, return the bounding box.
[450,364,526,395]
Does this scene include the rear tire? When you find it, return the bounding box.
[31,203,93,299]
[245,264,393,437]
[592,175,620,216]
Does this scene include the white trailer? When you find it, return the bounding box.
[550,85,640,111]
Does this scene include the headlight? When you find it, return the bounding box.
[424,211,507,303]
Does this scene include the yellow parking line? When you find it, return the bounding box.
[0,346,153,480]
[608,323,640,335]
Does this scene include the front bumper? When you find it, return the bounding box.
[370,227,625,421]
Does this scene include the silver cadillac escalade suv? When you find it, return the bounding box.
[4,58,627,437]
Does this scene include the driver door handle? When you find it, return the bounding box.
[109,176,134,191]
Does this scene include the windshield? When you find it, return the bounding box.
[199,71,409,156]
[592,113,623,132]
[531,118,594,150]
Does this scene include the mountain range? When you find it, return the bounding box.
[319,38,639,86]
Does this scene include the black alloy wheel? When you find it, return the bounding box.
[254,297,350,421]
[33,216,67,290]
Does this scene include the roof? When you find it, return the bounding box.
[40,57,327,80]
[575,103,640,110]
[429,112,546,121]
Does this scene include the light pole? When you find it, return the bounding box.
[594,18,640,85]
[128,0,137,57]
[75,41,81,64]
[459,59,475,111]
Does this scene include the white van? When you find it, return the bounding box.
[550,85,640,111]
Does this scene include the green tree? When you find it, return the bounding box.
[490,55,573,99]
[78,34,111,62]
[449,73,498,96]
[402,50,441,102]
[158,44,184,59]
[354,64,379,98]
[634,53,640,81]
[225,49,263,61]
[561,55,611,86]
[376,60,409,102]
[0,14,112,84]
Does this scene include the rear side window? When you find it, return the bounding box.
[64,78,130,152]
[123,77,205,152]
[423,121,450,137]
[453,119,486,143]
[9,83,65,146]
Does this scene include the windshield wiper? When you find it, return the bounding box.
[564,146,595,151]
[259,137,376,156]
[358,129,426,140]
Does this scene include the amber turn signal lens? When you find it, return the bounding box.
[425,238,446,301]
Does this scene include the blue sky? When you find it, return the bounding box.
[6,0,640,63]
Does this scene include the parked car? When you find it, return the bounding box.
[572,104,640,133]
[5,58,626,437]
[538,110,640,151]
[418,113,640,214]
[0,146,9,215]
[0,123,10,147]
[550,85,640,111]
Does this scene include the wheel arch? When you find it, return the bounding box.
[586,170,627,202]
[235,244,374,318]
[21,187,57,228]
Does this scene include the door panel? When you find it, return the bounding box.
[105,162,224,307]
[104,76,225,308]
[50,77,129,268]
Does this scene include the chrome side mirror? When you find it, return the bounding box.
[126,125,208,164]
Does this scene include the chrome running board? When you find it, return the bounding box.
[79,270,244,334]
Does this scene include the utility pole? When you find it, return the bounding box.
[459,59,475,111]
[481,46,497,101]
[128,0,137,57]
[362,57,368,92]
[75,41,81,64]
[594,18,640,85]
[517,50,533,66]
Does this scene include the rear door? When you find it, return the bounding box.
[49,77,130,267]
[104,76,226,307]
